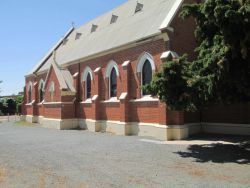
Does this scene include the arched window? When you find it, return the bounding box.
[142,60,152,95]
[86,72,92,99]
[39,80,45,102]
[137,52,155,96]
[28,82,32,103]
[82,67,93,100]
[49,82,55,102]
[110,67,117,97]
[105,60,119,98]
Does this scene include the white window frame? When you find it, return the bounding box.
[49,81,55,102]
[137,52,156,97]
[38,79,45,103]
[27,81,33,103]
[82,66,93,100]
[105,60,119,99]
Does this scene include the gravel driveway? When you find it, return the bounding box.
[0,122,249,188]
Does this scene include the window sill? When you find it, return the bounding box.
[38,100,45,106]
[25,100,35,106]
[81,99,92,104]
[130,96,159,103]
[101,97,120,103]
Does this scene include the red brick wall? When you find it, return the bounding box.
[37,105,44,116]
[78,103,95,120]
[77,39,166,101]
[61,104,75,119]
[169,0,197,61]
[100,103,120,121]
[130,102,160,123]
[44,68,61,102]
[43,104,61,119]
[26,106,33,115]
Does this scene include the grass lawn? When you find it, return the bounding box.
[14,121,34,127]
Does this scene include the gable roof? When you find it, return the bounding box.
[29,0,184,75]
[44,61,76,92]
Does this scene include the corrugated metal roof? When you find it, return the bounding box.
[30,0,183,74]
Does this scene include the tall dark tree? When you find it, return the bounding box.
[146,0,250,111]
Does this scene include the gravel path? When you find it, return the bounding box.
[0,122,249,188]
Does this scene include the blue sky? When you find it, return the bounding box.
[0,0,127,96]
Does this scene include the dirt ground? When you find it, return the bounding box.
[0,121,249,188]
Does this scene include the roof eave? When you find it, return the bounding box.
[159,0,184,31]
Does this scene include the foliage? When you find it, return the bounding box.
[146,0,250,111]
[0,96,23,115]
[5,98,16,115]
[16,95,23,114]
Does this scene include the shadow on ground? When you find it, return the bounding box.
[175,134,250,164]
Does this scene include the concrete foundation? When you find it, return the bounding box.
[23,116,250,140]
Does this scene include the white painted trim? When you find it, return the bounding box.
[137,52,156,73]
[80,99,92,104]
[122,60,130,68]
[160,51,179,60]
[82,66,93,100]
[94,67,101,73]
[27,81,33,103]
[25,100,35,106]
[105,60,119,78]
[82,66,93,81]
[159,0,184,30]
[119,92,127,100]
[73,72,79,78]
[105,60,119,98]
[37,100,45,106]
[92,95,98,101]
[38,79,45,90]
[130,96,159,103]
[137,52,156,97]
[101,97,120,103]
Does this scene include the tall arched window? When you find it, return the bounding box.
[142,60,152,95]
[110,67,117,97]
[106,60,119,99]
[49,82,55,102]
[39,80,45,102]
[82,67,93,100]
[137,52,156,97]
[28,82,32,103]
[86,72,92,99]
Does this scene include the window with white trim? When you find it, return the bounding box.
[110,67,117,98]
[86,72,92,99]
[142,60,152,95]
[39,80,45,102]
[27,82,32,103]
[137,52,156,97]
[82,67,93,100]
[49,82,55,102]
[105,60,119,99]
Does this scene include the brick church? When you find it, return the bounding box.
[22,0,250,140]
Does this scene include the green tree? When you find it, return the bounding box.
[146,0,250,111]
[6,98,16,115]
[0,98,8,115]
[16,95,23,114]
